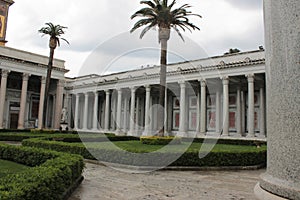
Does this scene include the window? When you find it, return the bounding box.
[30,95,39,119]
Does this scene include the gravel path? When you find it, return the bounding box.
[69,163,263,200]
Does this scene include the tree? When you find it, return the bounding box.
[39,22,69,129]
[224,48,241,55]
[130,0,201,136]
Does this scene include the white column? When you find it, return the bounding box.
[215,89,221,133]
[104,90,111,131]
[196,88,201,135]
[236,87,242,135]
[178,81,187,136]
[259,87,265,137]
[123,95,128,133]
[93,91,99,131]
[0,70,9,129]
[200,80,206,135]
[128,87,136,136]
[222,76,229,136]
[241,91,246,134]
[135,96,140,135]
[82,92,89,130]
[66,94,72,126]
[116,88,122,134]
[38,76,46,129]
[18,73,30,129]
[143,85,151,136]
[246,74,255,137]
[74,94,80,130]
[54,80,64,129]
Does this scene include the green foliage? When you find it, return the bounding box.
[0,159,29,178]
[0,143,84,200]
[140,136,182,145]
[22,137,266,167]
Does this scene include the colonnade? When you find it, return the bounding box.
[70,74,266,138]
[0,69,64,129]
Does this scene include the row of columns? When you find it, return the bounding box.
[0,69,64,129]
[72,74,265,137]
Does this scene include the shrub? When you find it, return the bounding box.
[0,143,84,200]
[140,136,182,145]
[22,137,266,167]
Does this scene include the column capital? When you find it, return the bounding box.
[57,79,65,87]
[84,92,89,97]
[130,86,136,92]
[40,76,46,84]
[116,88,122,92]
[1,70,10,78]
[105,89,111,95]
[221,76,229,85]
[200,79,206,87]
[145,85,151,92]
[144,84,151,89]
[93,91,99,95]
[246,74,255,82]
[22,73,31,81]
[178,81,186,88]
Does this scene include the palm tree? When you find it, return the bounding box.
[39,22,69,129]
[130,0,201,136]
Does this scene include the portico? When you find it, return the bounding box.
[66,49,266,138]
[0,46,68,129]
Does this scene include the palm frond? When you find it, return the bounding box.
[39,22,69,46]
[130,0,201,41]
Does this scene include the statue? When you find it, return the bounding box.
[61,107,68,123]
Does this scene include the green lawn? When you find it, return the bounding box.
[0,159,29,178]
[82,140,266,153]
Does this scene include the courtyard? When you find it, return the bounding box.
[70,162,264,200]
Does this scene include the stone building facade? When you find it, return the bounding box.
[0,45,67,129]
[65,49,266,138]
[0,44,266,139]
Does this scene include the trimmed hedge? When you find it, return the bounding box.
[22,137,267,167]
[140,136,182,145]
[0,143,84,200]
[183,137,266,146]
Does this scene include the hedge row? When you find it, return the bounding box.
[0,143,84,200]
[22,137,266,167]
[140,136,182,145]
[0,132,140,143]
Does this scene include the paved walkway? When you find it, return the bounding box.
[69,163,264,200]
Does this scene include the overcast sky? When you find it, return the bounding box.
[6,0,264,77]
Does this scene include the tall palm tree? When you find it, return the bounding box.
[130,0,201,136]
[39,22,69,129]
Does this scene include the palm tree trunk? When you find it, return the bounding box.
[158,38,167,136]
[42,47,55,129]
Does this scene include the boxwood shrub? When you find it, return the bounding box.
[140,136,182,145]
[0,143,84,200]
[22,137,266,167]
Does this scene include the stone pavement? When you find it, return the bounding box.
[69,163,264,200]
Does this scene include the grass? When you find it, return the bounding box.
[0,159,29,178]
[82,140,267,153]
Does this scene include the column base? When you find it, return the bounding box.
[92,129,100,133]
[246,133,256,138]
[115,130,126,136]
[257,173,300,200]
[177,131,187,137]
[254,183,288,200]
[127,131,136,136]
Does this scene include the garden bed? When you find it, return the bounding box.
[0,143,84,200]
[22,137,267,168]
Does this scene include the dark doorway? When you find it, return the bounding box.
[10,113,19,129]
